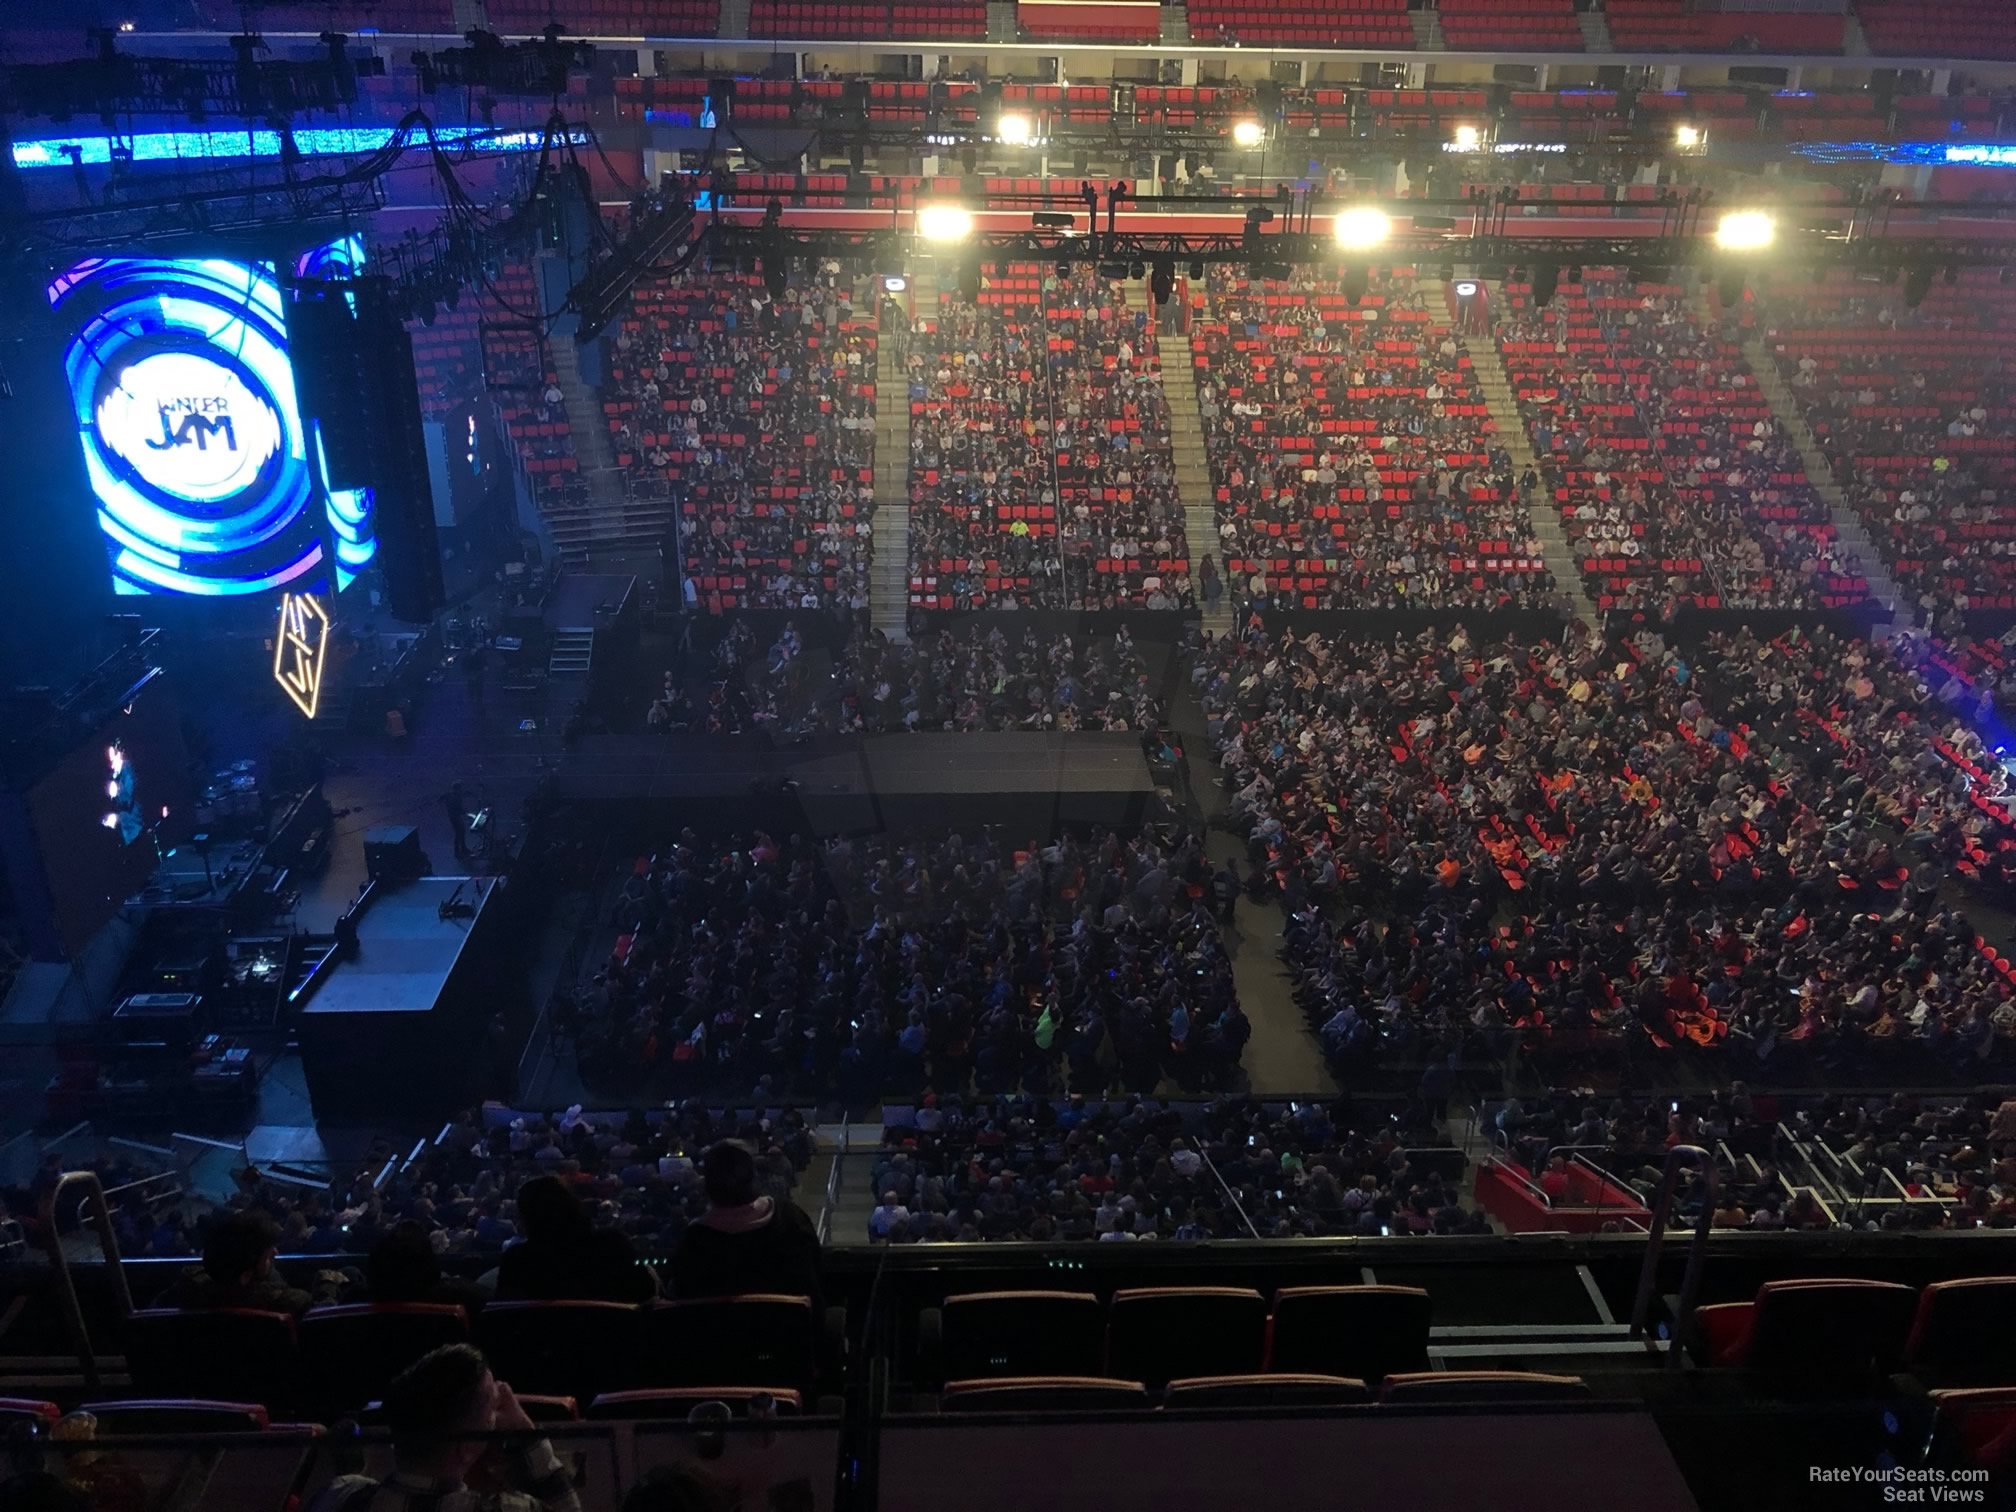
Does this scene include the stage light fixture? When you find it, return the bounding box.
[1713,210,1776,252]
[1332,205,1392,252]
[1902,263,1933,309]
[1675,125,1702,148]
[1342,265,1369,305]
[997,112,1034,145]
[1453,125,1480,150]
[1453,279,1479,298]
[1531,261,1560,306]
[882,274,908,294]
[917,203,976,243]
[1232,119,1266,148]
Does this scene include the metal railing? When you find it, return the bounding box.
[1201,1146,1263,1240]
[37,1170,134,1392]
[1627,1144,1718,1372]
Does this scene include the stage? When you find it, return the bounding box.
[557,730,1161,834]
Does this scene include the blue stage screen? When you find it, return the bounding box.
[49,246,379,599]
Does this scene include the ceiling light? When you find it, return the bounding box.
[1713,209,1776,252]
[917,203,976,243]
[1332,205,1393,252]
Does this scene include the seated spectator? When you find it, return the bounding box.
[307,1343,577,1512]
[669,1140,823,1305]
[496,1175,654,1302]
[363,1221,491,1312]
[158,1210,326,1315]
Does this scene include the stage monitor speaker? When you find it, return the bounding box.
[363,823,426,882]
[290,280,445,621]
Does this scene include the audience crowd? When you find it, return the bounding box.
[1197,616,2016,1076]
[1194,263,1557,612]
[605,264,877,612]
[1496,268,1864,614]
[575,826,1248,1102]
[870,1094,1479,1242]
[908,266,1195,610]
[1751,266,2016,615]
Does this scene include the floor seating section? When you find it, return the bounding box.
[604,268,877,612]
[1195,264,1553,611]
[1751,265,2016,612]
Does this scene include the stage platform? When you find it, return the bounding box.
[558,731,1159,833]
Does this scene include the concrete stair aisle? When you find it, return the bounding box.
[547,338,668,562]
[1411,8,1444,47]
[1742,333,1912,629]
[1146,296,1233,634]
[1158,0,1190,42]
[1577,7,1612,49]
[717,0,752,36]
[986,0,1017,40]
[1842,11,1869,53]
[1449,284,1601,624]
[871,272,928,643]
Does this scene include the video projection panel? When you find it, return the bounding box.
[48,247,379,599]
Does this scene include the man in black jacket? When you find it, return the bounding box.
[670,1141,823,1307]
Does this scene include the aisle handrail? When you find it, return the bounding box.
[1627,1143,1717,1371]
[38,1170,134,1391]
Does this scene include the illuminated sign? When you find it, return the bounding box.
[273,592,332,719]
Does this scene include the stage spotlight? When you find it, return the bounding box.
[1189,259,1206,280]
[1129,260,1146,280]
[1232,118,1266,148]
[882,274,909,294]
[1902,263,1933,309]
[917,203,976,243]
[1453,279,1479,298]
[1332,205,1392,252]
[1713,210,1776,252]
[997,112,1034,144]
[1150,257,1175,306]
[1675,125,1702,148]
[1453,124,1480,150]
[1718,268,1746,307]
[1531,262,1560,306]
[1342,265,1369,306]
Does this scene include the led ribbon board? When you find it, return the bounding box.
[53,257,324,597]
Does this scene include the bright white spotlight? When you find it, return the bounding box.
[1675,124,1702,148]
[1453,125,1481,150]
[1453,279,1479,298]
[882,274,909,294]
[1231,119,1266,148]
[917,203,976,243]
[1714,209,1776,252]
[997,112,1033,145]
[1332,205,1393,252]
